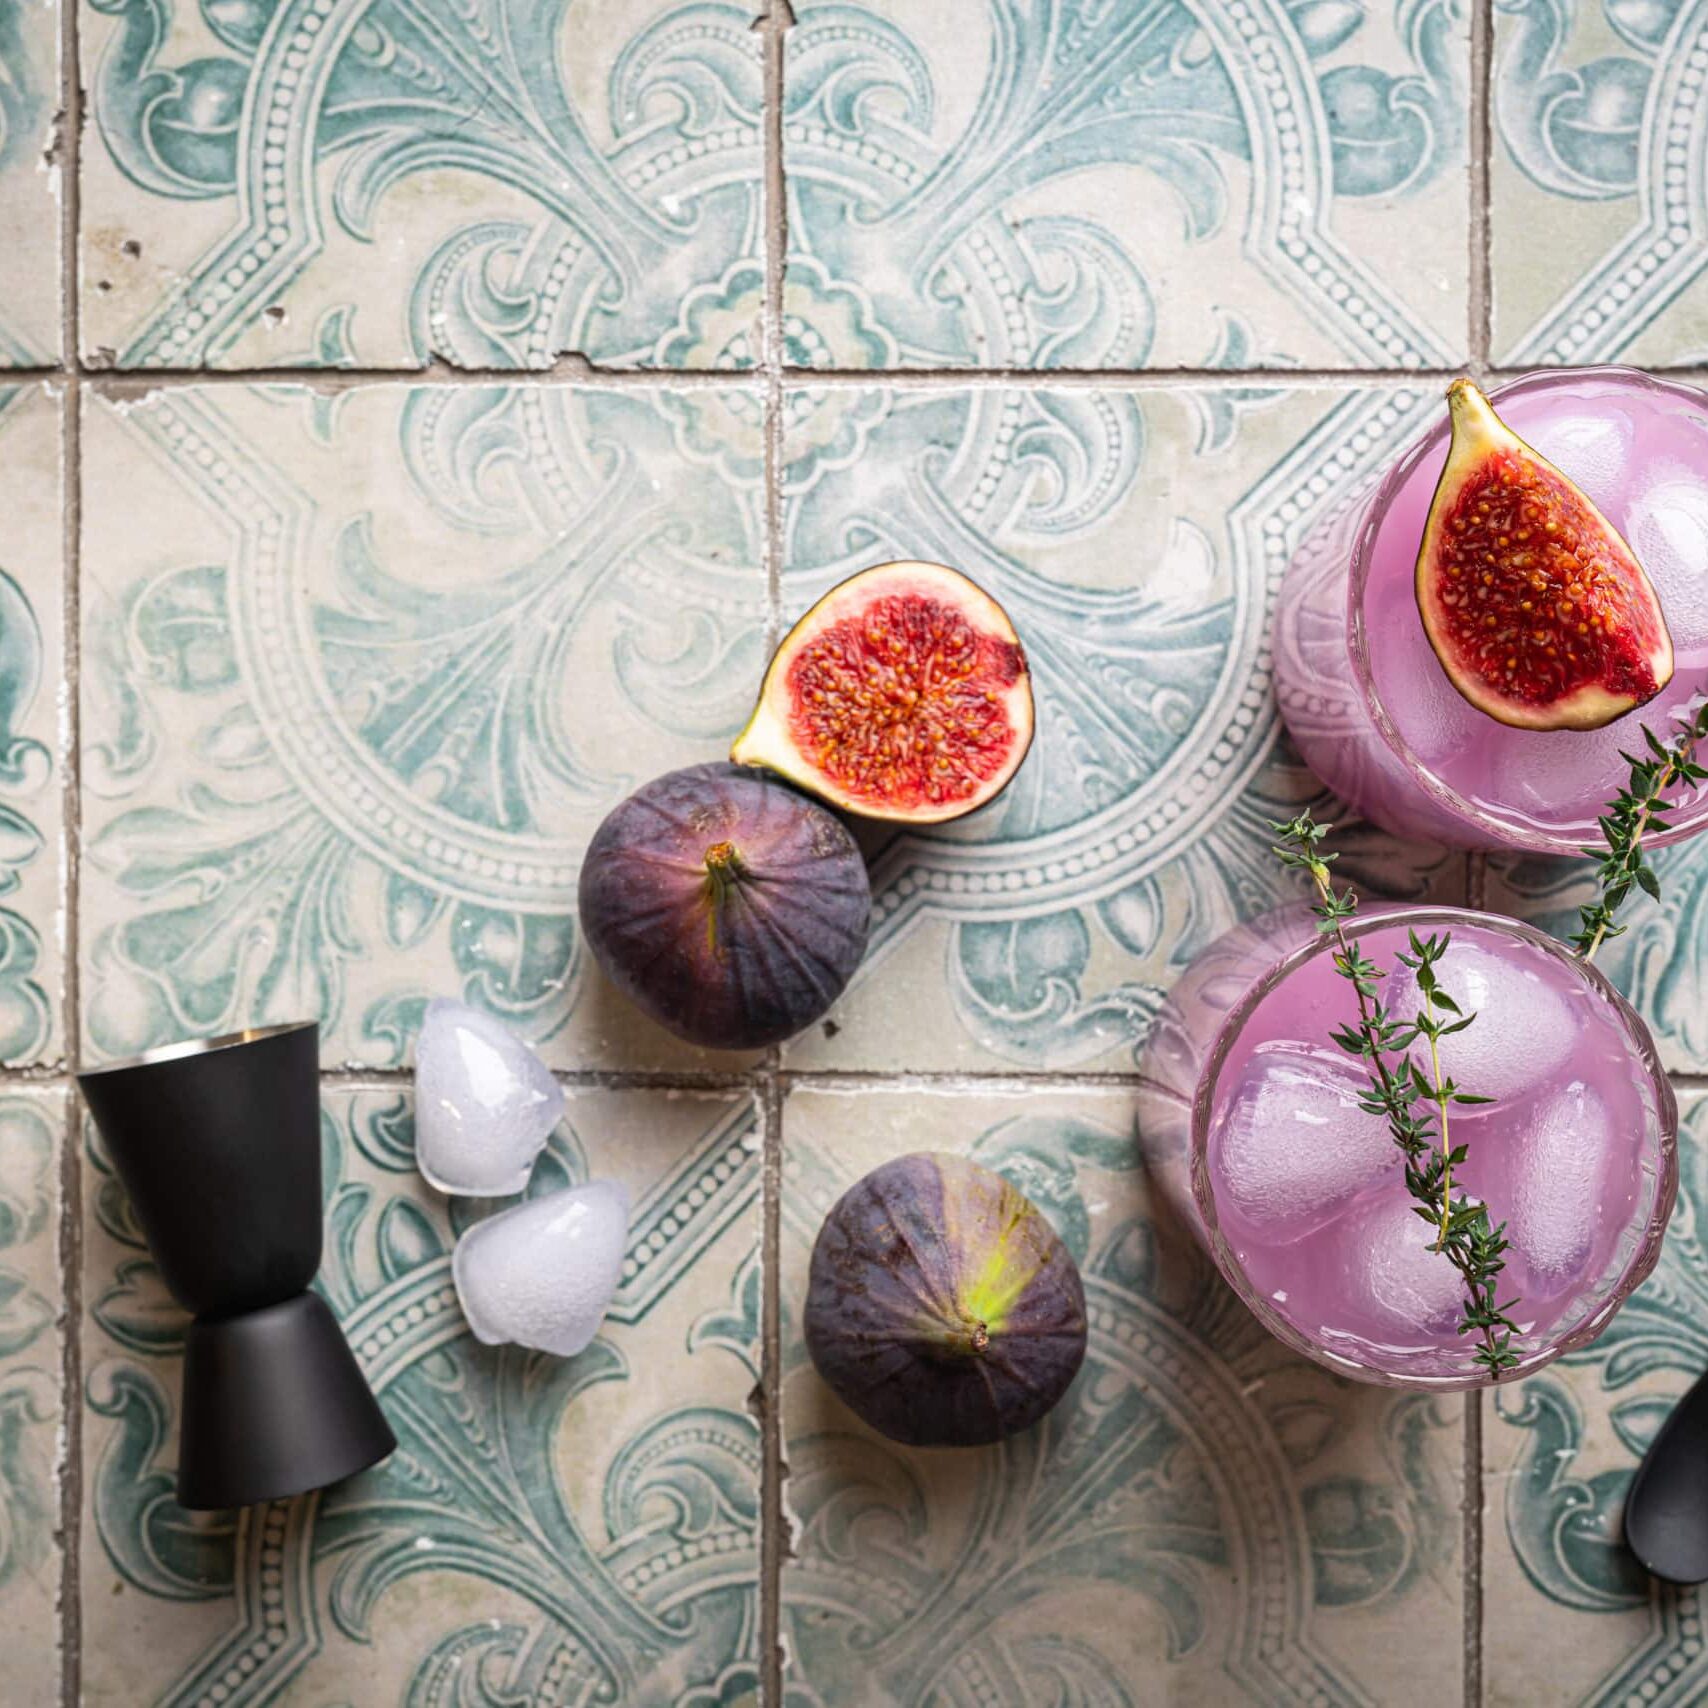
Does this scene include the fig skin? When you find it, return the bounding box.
[803,1151,1088,1448]
[731,560,1035,825]
[1414,378,1673,732]
[578,763,870,1051]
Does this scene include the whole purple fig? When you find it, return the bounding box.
[578,763,870,1050]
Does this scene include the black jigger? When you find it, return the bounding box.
[79,1022,395,1510]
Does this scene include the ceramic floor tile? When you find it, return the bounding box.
[0,1084,65,1707]
[1490,0,1708,366]
[81,1083,760,1708]
[781,0,1469,371]
[0,383,64,1067]
[1485,841,1708,1074]
[79,379,768,1070]
[78,0,763,370]
[778,382,1464,1073]
[1481,1087,1708,1706]
[0,0,60,366]
[780,1084,1466,1707]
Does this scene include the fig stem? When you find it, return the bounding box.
[700,841,746,955]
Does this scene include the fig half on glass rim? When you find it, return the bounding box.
[731,561,1035,823]
[1414,378,1673,731]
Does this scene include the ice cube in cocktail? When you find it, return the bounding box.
[1137,904,1675,1386]
[1275,368,1708,851]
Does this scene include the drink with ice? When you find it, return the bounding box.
[1275,368,1708,850]
[1138,905,1675,1385]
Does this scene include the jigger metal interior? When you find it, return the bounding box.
[79,1022,396,1509]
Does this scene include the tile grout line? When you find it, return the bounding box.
[1465,0,1495,1696]
[55,0,83,1700]
[31,361,1708,394]
[758,5,793,1705]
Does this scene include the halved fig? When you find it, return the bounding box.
[1414,378,1673,731]
[731,561,1034,823]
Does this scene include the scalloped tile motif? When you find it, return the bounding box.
[780,1085,1467,1705]
[782,0,1470,370]
[79,1085,760,1707]
[78,380,765,1070]
[77,0,764,370]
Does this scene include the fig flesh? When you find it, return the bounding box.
[578,763,870,1050]
[731,561,1034,823]
[1414,378,1673,731]
[803,1151,1087,1447]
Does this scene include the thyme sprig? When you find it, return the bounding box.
[1571,700,1708,962]
[1270,813,1520,1374]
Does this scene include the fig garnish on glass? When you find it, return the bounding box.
[1415,378,1674,731]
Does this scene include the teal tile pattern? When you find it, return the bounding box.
[781,1086,1466,1706]
[0,0,60,366]
[78,0,764,370]
[0,384,64,1068]
[79,380,765,1070]
[80,1087,760,1707]
[778,382,1460,1072]
[783,0,1471,370]
[2,0,1706,1702]
[1484,1091,1708,1707]
[1492,0,1708,367]
[0,1086,64,1707]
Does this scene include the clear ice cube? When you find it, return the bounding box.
[414,999,564,1196]
[1330,1192,1468,1342]
[1504,1079,1611,1285]
[1382,938,1576,1102]
[1212,1042,1396,1243]
[452,1179,631,1356]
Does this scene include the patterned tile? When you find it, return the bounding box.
[1485,843,1708,1074]
[1483,1088,1708,1707]
[1491,0,1708,367]
[0,384,64,1068]
[782,0,1469,371]
[81,1084,760,1708]
[780,1084,1467,1706]
[778,382,1462,1073]
[0,1085,65,1707]
[78,0,763,370]
[78,379,767,1069]
[0,0,60,366]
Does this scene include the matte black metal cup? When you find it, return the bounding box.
[78,1022,395,1509]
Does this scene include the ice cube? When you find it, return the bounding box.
[1505,1079,1610,1285]
[1382,937,1576,1102]
[1329,1192,1467,1343]
[1211,1043,1396,1243]
[452,1179,630,1356]
[414,999,563,1196]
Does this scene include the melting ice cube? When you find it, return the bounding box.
[414,999,563,1196]
[1211,1042,1395,1243]
[1383,937,1577,1102]
[452,1179,630,1356]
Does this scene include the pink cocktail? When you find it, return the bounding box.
[1137,905,1676,1388]
[1275,368,1708,850]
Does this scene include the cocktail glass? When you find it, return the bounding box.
[1136,904,1676,1388]
[1274,367,1708,851]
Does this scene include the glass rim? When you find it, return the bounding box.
[1188,903,1679,1390]
[1347,364,1708,856]
[78,1021,318,1078]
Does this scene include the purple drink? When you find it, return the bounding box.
[1137,905,1676,1387]
[1275,368,1708,850]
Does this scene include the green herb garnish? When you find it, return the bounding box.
[1271,812,1519,1375]
[1572,700,1708,961]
